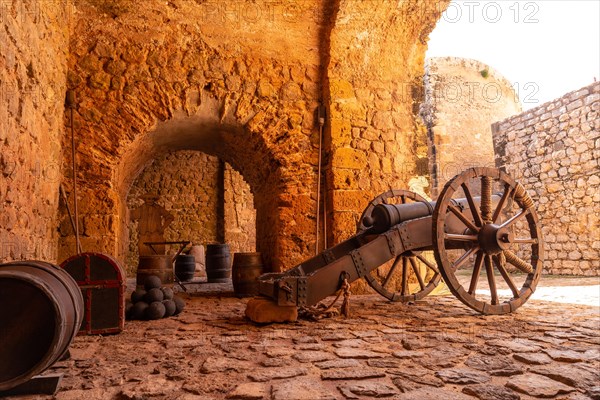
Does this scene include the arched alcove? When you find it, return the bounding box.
[112,106,281,274]
[55,0,450,276]
[125,150,256,275]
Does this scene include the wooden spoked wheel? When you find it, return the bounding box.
[432,168,543,314]
[358,190,442,302]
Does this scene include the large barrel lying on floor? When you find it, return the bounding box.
[0,261,84,391]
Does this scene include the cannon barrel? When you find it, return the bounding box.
[367,196,501,234]
[368,201,434,234]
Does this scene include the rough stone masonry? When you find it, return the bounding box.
[493,82,600,276]
[421,57,522,198]
[0,0,71,263]
[0,0,450,273]
[124,151,255,275]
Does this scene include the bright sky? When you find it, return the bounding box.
[427,0,600,110]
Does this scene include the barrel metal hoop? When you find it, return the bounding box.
[350,250,367,278]
[0,262,84,391]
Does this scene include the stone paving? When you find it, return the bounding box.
[8,276,600,400]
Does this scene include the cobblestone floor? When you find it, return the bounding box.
[7,276,600,400]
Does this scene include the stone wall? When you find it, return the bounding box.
[493,82,599,276]
[421,57,522,197]
[123,150,255,275]
[0,1,70,263]
[126,150,218,273]
[57,0,324,271]
[325,1,449,247]
[224,163,256,254]
[56,0,449,273]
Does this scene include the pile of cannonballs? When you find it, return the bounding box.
[126,275,185,320]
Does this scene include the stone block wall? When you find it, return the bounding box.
[0,1,70,263]
[58,0,327,272]
[493,82,599,276]
[224,163,256,255]
[55,0,449,273]
[421,57,522,197]
[325,1,449,251]
[0,0,449,274]
[120,150,255,275]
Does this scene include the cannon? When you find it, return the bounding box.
[258,168,543,315]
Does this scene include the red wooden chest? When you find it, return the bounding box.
[60,252,125,335]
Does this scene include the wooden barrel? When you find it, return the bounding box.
[205,244,231,283]
[232,252,263,297]
[174,255,195,282]
[136,255,173,288]
[0,261,84,391]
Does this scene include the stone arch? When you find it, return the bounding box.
[58,64,315,273]
[59,93,288,272]
[58,1,324,271]
[56,0,451,274]
[113,102,280,273]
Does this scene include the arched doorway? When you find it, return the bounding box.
[125,150,256,275]
[57,91,317,275]
[111,109,283,275]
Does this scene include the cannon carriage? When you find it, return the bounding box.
[258,167,543,315]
